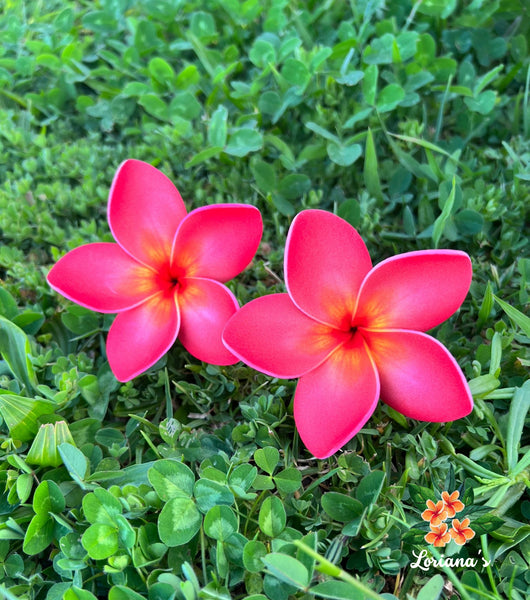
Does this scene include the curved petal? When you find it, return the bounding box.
[171,204,263,281]
[47,243,160,313]
[108,159,187,269]
[363,329,473,421]
[354,250,472,331]
[285,210,372,330]
[177,277,240,365]
[222,294,349,379]
[106,290,180,381]
[294,333,380,458]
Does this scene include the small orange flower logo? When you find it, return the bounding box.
[422,490,474,547]
[450,518,475,545]
[421,499,448,527]
[441,490,465,518]
[425,522,452,547]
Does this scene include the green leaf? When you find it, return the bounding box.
[250,158,277,194]
[224,128,263,157]
[185,147,223,167]
[0,315,38,391]
[0,392,55,441]
[26,423,77,468]
[148,57,176,88]
[432,177,457,248]
[203,505,238,541]
[243,540,268,573]
[273,468,302,494]
[138,94,169,121]
[327,142,362,166]
[33,480,65,515]
[23,513,55,555]
[148,459,195,500]
[355,470,385,506]
[0,288,18,319]
[337,199,361,228]
[506,382,530,473]
[415,575,444,600]
[63,587,99,600]
[194,478,235,513]
[262,553,309,589]
[362,64,378,105]
[310,580,364,600]
[208,105,228,148]
[170,91,202,120]
[157,496,201,546]
[364,128,383,201]
[249,39,277,67]
[464,90,496,115]
[277,174,311,199]
[109,586,147,600]
[58,442,88,484]
[82,488,122,525]
[321,493,364,522]
[376,83,405,112]
[493,296,530,337]
[281,59,310,90]
[82,523,119,559]
[254,447,279,475]
[258,496,286,537]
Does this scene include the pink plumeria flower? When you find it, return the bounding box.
[223,209,473,458]
[48,159,262,382]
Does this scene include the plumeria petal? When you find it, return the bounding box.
[363,329,473,421]
[294,334,380,458]
[177,278,240,365]
[171,205,263,281]
[285,210,372,330]
[106,290,180,382]
[47,243,160,313]
[108,159,187,269]
[354,250,472,331]
[222,294,350,379]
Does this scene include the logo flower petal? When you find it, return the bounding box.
[364,329,473,422]
[171,204,263,281]
[106,290,180,382]
[178,278,240,366]
[449,518,475,545]
[223,294,350,379]
[108,159,187,270]
[285,209,372,330]
[47,243,159,313]
[425,522,451,547]
[442,490,465,517]
[421,500,448,526]
[294,334,380,458]
[354,250,472,331]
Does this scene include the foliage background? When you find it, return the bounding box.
[0,1,528,599]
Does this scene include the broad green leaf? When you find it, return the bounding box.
[0,392,55,441]
[363,64,378,105]
[33,480,65,515]
[23,513,55,555]
[0,288,17,319]
[262,553,309,589]
[249,39,277,67]
[58,441,88,485]
[281,58,310,89]
[148,459,195,500]
[321,493,364,522]
[506,382,530,472]
[305,121,339,144]
[376,83,405,112]
[138,94,169,121]
[273,468,302,494]
[185,147,223,168]
[109,586,146,600]
[0,315,38,391]
[327,142,362,166]
[157,496,201,546]
[254,447,279,475]
[82,523,119,559]
[356,470,385,506]
[224,128,263,157]
[203,505,238,541]
[310,580,364,600]
[64,587,98,600]
[243,540,268,573]
[277,174,311,199]
[416,575,444,600]
[258,496,286,537]
[337,199,361,228]
[170,91,202,120]
[148,57,176,88]
[194,478,235,513]
[464,90,496,115]
[82,487,122,525]
[250,158,277,194]
[493,296,530,337]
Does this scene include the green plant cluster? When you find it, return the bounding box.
[0,1,529,599]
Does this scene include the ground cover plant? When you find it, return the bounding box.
[0,0,528,599]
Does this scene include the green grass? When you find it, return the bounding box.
[0,1,528,599]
